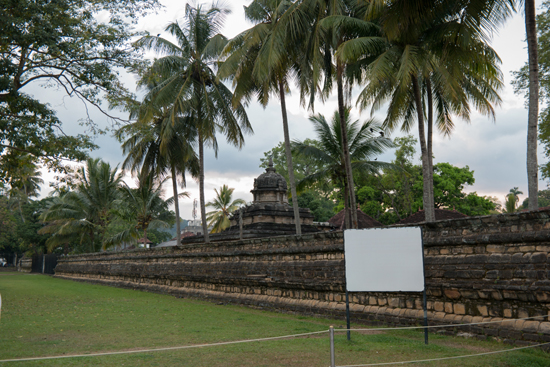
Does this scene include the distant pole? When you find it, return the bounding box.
[42,254,45,274]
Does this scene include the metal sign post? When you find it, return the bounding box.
[421,227,428,345]
[345,291,351,340]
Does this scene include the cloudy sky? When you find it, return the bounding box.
[33,0,545,220]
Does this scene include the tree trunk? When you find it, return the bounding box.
[198,132,210,243]
[171,165,181,245]
[278,79,302,235]
[343,178,350,229]
[412,76,435,222]
[337,60,358,229]
[426,78,435,213]
[526,0,539,211]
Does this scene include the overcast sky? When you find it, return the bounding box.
[33,0,545,220]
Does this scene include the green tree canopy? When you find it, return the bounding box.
[0,0,159,175]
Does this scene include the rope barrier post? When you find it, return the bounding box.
[346,291,351,341]
[329,326,335,367]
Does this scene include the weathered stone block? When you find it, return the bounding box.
[444,289,461,299]
[454,304,466,315]
[477,305,488,316]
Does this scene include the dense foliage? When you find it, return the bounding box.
[0,0,159,178]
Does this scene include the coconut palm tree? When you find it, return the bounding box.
[278,0,369,228]
[524,0,539,210]
[40,158,123,253]
[205,185,246,233]
[105,175,177,249]
[219,0,305,235]
[116,68,200,247]
[3,151,44,222]
[336,0,504,221]
[293,108,393,227]
[134,2,252,243]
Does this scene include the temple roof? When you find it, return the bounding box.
[252,157,287,195]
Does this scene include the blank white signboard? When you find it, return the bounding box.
[344,227,424,292]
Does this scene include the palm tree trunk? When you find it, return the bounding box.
[426,79,435,212]
[171,165,181,245]
[337,59,358,229]
[278,79,302,235]
[526,0,539,211]
[343,177,350,229]
[412,75,435,222]
[198,132,210,243]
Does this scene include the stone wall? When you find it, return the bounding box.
[54,210,550,345]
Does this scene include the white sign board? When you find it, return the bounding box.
[344,227,424,292]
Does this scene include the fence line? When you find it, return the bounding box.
[0,330,328,363]
[336,341,550,367]
[2,315,549,364]
[333,314,549,333]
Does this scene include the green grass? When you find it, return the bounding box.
[0,272,549,366]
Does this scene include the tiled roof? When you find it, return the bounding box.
[396,209,468,225]
[328,209,384,229]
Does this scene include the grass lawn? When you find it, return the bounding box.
[0,272,549,366]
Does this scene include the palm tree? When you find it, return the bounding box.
[2,151,44,221]
[116,69,200,247]
[219,0,304,235]
[279,0,367,228]
[106,176,177,249]
[40,158,123,252]
[293,108,393,227]
[205,185,245,233]
[337,0,504,221]
[134,3,253,243]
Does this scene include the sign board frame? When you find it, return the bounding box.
[343,226,428,344]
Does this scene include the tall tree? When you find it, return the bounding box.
[514,0,547,210]
[219,0,304,234]
[525,0,540,210]
[337,0,504,222]
[280,0,371,228]
[134,3,253,243]
[0,0,158,171]
[117,68,199,247]
[205,185,245,233]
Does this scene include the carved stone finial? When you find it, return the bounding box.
[266,156,275,173]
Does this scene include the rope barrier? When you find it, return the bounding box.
[0,330,328,363]
[2,315,549,363]
[333,314,549,333]
[336,341,550,366]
